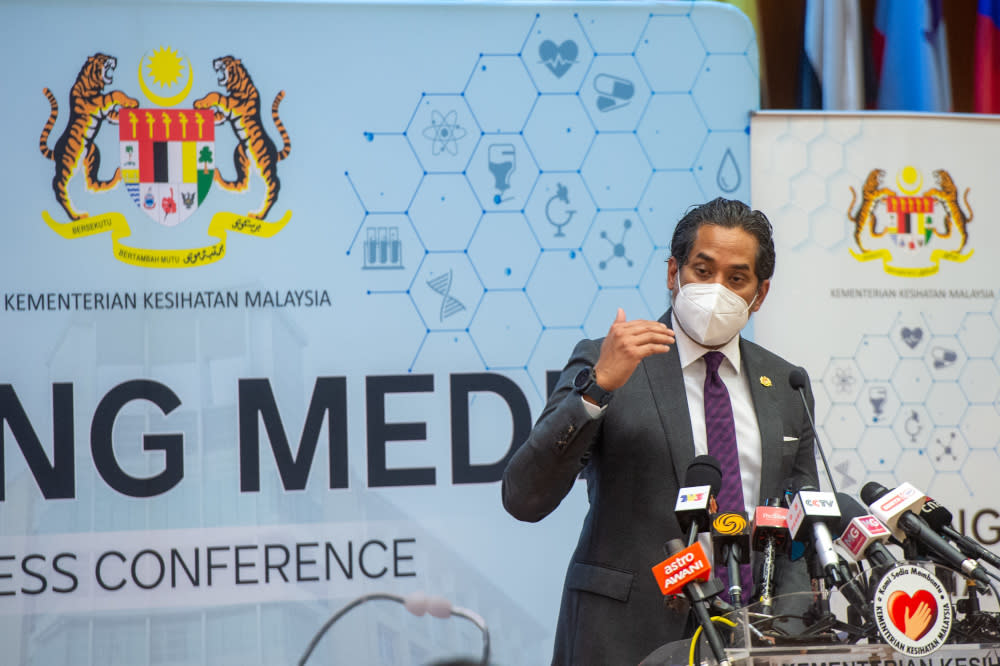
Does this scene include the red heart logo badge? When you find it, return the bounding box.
[887,589,937,640]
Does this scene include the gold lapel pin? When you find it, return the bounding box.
[760,376,772,387]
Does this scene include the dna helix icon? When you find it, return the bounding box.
[425,269,466,322]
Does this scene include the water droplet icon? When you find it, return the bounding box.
[716,148,740,193]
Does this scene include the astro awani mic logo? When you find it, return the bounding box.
[848,167,972,278]
[38,47,292,268]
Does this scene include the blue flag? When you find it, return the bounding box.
[873,0,951,111]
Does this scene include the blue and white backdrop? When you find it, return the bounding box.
[0,1,759,663]
[753,111,1000,565]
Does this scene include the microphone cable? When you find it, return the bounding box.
[788,367,837,495]
[689,615,738,666]
[298,591,490,666]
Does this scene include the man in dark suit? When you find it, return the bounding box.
[502,198,818,665]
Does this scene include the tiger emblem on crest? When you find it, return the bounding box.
[847,168,894,253]
[38,48,293,268]
[194,56,291,220]
[39,53,138,220]
[924,169,973,252]
[848,166,974,277]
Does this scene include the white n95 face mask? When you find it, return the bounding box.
[673,278,757,347]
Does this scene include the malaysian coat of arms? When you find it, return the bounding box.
[38,47,291,268]
[848,167,972,277]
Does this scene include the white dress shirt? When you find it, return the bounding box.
[672,313,763,512]
[581,314,763,511]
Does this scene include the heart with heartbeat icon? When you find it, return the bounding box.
[539,39,578,78]
[900,326,923,349]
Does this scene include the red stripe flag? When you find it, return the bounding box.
[975,0,1000,112]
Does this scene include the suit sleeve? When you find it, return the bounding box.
[501,338,603,523]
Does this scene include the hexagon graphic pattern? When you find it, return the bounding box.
[346,6,760,379]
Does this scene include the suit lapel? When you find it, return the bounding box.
[645,310,696,483]
[645,315,782,495]
[741,339,782,503]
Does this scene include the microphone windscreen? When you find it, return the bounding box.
[426,596,453,619]
[836,492,868,519]
[835,492,869,532]
[788,367,808,391]
[859,481,890,506]
[920,501,954,531]
[685,455,722,496]
[404,592,429,616]
[786,475,818,494]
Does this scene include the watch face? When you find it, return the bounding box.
[574,367,592,390]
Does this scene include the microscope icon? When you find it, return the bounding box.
[545,182,576,237]
[904,410,923,443]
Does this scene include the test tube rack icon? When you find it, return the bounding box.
[363,227,404,269]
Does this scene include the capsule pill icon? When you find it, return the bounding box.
[594,73,634,111]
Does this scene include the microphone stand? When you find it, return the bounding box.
[954,579,1000,642]
[665,539,732,666]
[758,536,777,615]
[725,545,744,608]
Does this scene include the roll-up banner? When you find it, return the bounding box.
[0,1,759,663]
[753,112,1000,554]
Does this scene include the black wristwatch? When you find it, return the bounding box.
[573,366,613,407]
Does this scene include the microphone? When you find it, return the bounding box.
[711,512,751,607]
[675,455,722,546]
[787,483,845,587]
[788,367,838,494]
[834,492,897,573]
[780,478,808,562]
[751,498,789,614]
[298,591,490,666]
[652,539,731,666]
[787,484,877,630]
[861,481,991,586]
[920,496,1000,572]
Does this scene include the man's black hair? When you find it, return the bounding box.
[669,197,775,281]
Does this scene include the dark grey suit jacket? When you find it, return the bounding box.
[502,311,818,665]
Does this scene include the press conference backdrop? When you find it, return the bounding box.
[753,112,1000,558]
[0,1,758,663]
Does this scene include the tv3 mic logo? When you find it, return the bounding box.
[679,492,706,503]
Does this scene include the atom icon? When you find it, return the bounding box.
[832,366,856,395]
[422,109,467,156]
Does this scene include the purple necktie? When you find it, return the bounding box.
[703,351,751,603]
[703,351,744,512]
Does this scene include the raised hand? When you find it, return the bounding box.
[593,308,675,392]
[903,601,932,640]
